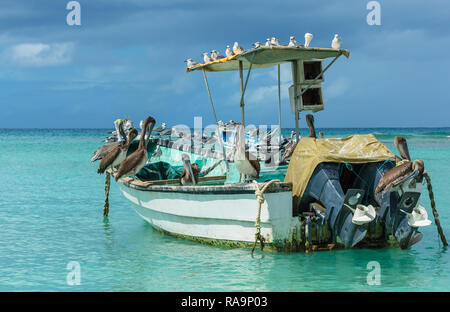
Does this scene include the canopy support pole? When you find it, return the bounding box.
[292,60,300,142]
[202,68,218,123]
[238,54,256,127]
[277,64,282,145]
[239,61,245,127]
[202,68,229,172]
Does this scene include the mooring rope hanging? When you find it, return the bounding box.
[251,179,281,254]
[104,171,111,217]
[423,171,448,247]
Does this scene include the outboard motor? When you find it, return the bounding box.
[354,161,425,249]
[300,163,368,248]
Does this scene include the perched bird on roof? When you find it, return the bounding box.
[288,36,297,47]
[185,58,200,67]
[304,33,313,47]
[233,42,244,54]
[331,34,341,49]
[203,52,212,63]
[211,50,225,61]
[270,37,280,46]
[253,42,261,48]
[225,45,234,57]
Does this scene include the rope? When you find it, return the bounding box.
[103,171,111,217]
[251,179,281,254]
[423,171,448,246]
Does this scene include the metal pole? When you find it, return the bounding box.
[239,61,245,127]
[202,69,229,171]
[292,60,300,142]
[277,64,282,145]
[202,69,218,123]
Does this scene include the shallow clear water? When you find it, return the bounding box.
[0,128,449,291]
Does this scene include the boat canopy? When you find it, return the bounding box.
[284,134,396,199]
[187,46,350,73]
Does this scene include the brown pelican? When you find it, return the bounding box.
[91,119,126,162]
[180,154,200,185]
[306,114,316,138]
[97,128,139,174]
[234,123,260,182]
[375,136,424,195]
[115,116,156,181]
[394,136,411,162]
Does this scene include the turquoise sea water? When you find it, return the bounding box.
[0,127,449,292]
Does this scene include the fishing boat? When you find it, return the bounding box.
[100,42,446,252]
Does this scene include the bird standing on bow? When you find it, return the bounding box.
[331,34,341,49]
[91,119,126,162]
[180,154,200,185]
[264,38,271,47]
[97,128,139,174]
[233,42,244,54]
[234,123,260,182]
[115,116,156,181]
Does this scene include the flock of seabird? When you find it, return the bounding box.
[185,33,342,68]
[90,115,318,185]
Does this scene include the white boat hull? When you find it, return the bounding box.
[117,181,303,251]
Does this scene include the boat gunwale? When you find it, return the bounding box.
[114,173,292,194]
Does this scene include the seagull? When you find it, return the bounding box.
[331,34,341,49]
[203,52,212,63]
[225,45,234,57]
[185,58,200,67]
[270,37,280,46]
[233,42,244,54]
[288,36,297,47]
[264,38,272,47]
[253,42,261,48]
[304,33,313,47]
[211,50,225,60]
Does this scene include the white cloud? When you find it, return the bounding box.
[3,42,74,67]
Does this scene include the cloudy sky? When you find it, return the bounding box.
[0,0,449,128]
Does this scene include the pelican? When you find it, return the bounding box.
[115,116,156,181]
[91,119,126,162]
[97,128,139,174]
[306,114,317,138]
[394,136,411,162]
[234,123,260,182]
[375,137,425,195]
[180,154,200,185]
